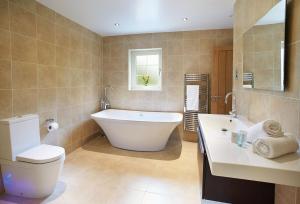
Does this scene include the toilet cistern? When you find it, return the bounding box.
[225,92,237,118]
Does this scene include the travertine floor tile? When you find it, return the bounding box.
[0,133,202,204]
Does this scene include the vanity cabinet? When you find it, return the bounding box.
[198,128,275,204]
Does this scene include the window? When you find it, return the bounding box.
[128,48,162,91]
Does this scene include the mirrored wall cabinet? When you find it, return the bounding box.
[242,0,286,91]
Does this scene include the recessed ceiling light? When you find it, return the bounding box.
[183,18,189,22]
[114,23,120,27]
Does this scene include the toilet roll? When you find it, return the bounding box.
[46,119,59,132]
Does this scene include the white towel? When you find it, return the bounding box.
[247,120,284,143]
[263,120,283,137]
[253,136,299,159]
[186,85,199,111]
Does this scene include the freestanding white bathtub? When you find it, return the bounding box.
[91,109,183,151]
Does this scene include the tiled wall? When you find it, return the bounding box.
[233,0,300,203]
[0,0,103,192]
[103,30,233,112]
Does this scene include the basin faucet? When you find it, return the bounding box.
[100,86,112,110]
[225,92,237,118]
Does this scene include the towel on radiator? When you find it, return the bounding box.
[253,136,299,159]
[247,120,284,143]
[186,85,199,111]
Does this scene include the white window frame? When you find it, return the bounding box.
[128,48,162,91]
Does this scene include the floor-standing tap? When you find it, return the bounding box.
[101,86,112,110]
[225,92,237,118]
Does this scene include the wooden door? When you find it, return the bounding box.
[211,47,233,114]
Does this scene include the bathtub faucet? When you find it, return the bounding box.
[101,86,112,110]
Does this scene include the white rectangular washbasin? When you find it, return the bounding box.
[198,114,300,187]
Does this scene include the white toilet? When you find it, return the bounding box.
[0,114,65,198]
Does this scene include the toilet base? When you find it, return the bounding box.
[0,157,64,198]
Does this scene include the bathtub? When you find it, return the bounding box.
[91,109,183,151]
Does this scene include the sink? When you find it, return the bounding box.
[198,114,300,187]
[199,114,250,133]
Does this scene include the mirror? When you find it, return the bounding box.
[243,0,286,91]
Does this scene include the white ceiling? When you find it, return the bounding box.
[37,0,234,36]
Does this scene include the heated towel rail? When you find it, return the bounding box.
[184,74,209,132]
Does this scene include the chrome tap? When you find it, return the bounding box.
[101,86,112,110]
[225,92,237,118]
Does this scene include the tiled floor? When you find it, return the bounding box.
[0,130,206,204]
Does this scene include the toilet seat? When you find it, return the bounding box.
[16,144,65,164]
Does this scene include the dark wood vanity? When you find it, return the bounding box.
[197,128,275,204]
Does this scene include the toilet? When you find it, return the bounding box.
[0,114,65,198]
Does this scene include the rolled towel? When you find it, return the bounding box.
[253,136,299,159]
[247,120,284,143]
[263,120,283,137]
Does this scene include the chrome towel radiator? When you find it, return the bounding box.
[243,72,253,88]
[184,74,209,132]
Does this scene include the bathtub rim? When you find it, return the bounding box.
[91,109,183,123]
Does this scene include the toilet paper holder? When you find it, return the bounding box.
[45,118,55,123]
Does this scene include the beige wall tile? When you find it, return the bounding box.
[13,89,37,115]
[36,3,55,22]
[10,0,37,13]
[216,37,233,47]
[183,39,200,55]
[71,68,84,87]
[0,1,103,189]
[183,55,200,73]
[199,30,216,39]
[56,46,70,67]
[12,61,37,89]
[37,17,55,43]
[70,87,83,106]
[10,3,36,37]
[56,88,72,109]
[0,0,9,30]
[199,38,216,54]
[0,90,12,118]
[167,32,183,40]
[55,13,71,28]
[56,68,71,88]
[38,65,56,88]
[111,43,126,58]
[167,55,183,71]
[168,40,183,55]
[69,29,82,50]
[183,31,200,40]
[37,40,55,65]
[12,33,37,63]
[69,50,81,68]
[57,107,73,128]
[0,29,10,60]
[55,24,70,48]
[38,88,56,112]
[0,60,11,89]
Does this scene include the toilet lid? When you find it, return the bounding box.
[16,144,65,164]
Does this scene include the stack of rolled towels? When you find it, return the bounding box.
[247,120,299,159]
